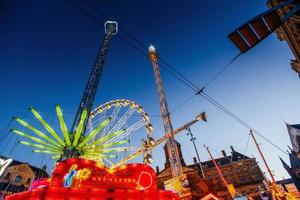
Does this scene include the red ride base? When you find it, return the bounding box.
[6,187,179,200]
[5,158,179,200]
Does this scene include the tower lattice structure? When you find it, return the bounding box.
[149,45,183,178]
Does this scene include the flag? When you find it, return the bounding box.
[286,124,300,153]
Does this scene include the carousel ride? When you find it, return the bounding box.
[7,102,177,200]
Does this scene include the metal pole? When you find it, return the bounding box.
[205,145,229,188]
[187,128,205,179]
[249,130,276,184]
[205,145,236,199]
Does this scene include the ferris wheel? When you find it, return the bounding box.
[11,99,154,168]
[87,99,154,166]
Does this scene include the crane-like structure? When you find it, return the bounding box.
[149,45,183,178]
[114,112,207,167]
[62,21,118,160]
[249,130,293,200]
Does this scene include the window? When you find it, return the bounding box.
[15,175,22,183]
[5,173,11,179]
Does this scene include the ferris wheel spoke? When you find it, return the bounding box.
[101,146,140,153]
[103,157,116,167]
[83,129,126,149]
[107,107,136,135]
[105,105,121,134]
[98,109,107,137]
[106,119,145,144]
[87,119,94,134]
[90,110,107,135]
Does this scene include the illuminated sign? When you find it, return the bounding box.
[6,158,180,200]
[64,164,77,188]
[0,158,13,176]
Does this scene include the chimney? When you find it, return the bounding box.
[230,145,235,153]
[156,166,160,173]
[221,150,227,157]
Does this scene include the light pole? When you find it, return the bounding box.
[187,128,205,179]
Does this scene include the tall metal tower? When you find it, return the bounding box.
[63,21,118,159]
[149,45,183,177]
[71,21,118,135]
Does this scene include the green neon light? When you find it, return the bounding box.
[30,107,65,146]
[55,105,71,146]
[33,150,59,154]
[51,155,61,159]
[102,140,129,148]
[11,129,57,148]
[15,118,60,147]
[83,153,116,158]
[78,117,111,148]
[19,141,61,152]
[83,129,125,149]
[72,109,87,146]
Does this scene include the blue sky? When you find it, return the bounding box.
[1,0,300,180]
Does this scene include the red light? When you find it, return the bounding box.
[6,158,178,199]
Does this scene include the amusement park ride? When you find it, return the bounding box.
[5,20,206,199]
[5,0,300,199]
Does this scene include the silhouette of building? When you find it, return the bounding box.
[0,155,49,197]
[279,124,300,190]
[156,142,266,200]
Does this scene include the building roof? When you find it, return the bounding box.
[157,146,251,176]
[289,124,300,130]
[195,148,250,169]
[0,155,49,178]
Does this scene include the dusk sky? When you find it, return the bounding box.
[1,0,300,180]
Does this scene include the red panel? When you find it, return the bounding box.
[228,31,249,53]
[239,25,260,47]
[6,158,179,200]
[264,11,282,31]
[6,187,180,200]
[251,18,270,39]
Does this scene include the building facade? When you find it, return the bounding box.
[280,123,300,190]
[267,0,300,77]
[156,142,266,199]
[0,156,49,196]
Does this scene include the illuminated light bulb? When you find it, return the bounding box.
[119,165,127,170]
[149,45,156,53]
